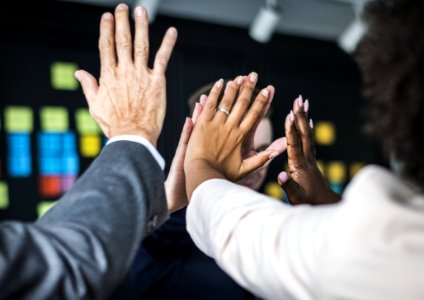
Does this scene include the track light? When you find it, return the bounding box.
[249,0,282,43]
[134,0,161,23]
[338,0,368,53]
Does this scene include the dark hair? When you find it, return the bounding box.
[187,80,271,117]
[355,0,424,186]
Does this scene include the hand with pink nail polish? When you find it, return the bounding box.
[279,96,341,205]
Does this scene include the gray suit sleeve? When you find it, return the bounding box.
[0,141,167,300]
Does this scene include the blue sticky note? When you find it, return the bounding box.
[39,157,62,175]
[8,156,32,177]
[38,133,62,157]
[62,154,79,175]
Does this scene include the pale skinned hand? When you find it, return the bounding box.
[278,96,341,205]
[185,73,287,199]
[165,99,204,213]
[75,4,177,146]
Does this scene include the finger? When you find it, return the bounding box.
[192,100,204,124]
[214,80,240,122]
[133,6,149,69]
[239,150,276,178]
[293,96,314,159]
[266,137,287,155]
[114,4,133,65]
[178,117,194,149]
[239,86,270,132]
[228,72,257,125]
[75,70,99,105]
[277,171,304,205]
[200,79,224,121]
[153,27,178,75]
[285,111,304,166]
[99,12,116,72]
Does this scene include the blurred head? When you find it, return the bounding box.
[355,0,424,187]
[188,79,273,191]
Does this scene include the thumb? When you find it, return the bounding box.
[277,171,303,205]
[75,69,98,105]
[239,150,277,178]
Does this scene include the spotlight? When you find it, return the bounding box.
[249,0,282,43]
[338,18,366,53]
[134,0,161,23]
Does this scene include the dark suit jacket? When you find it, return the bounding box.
[130,208,256,300]
[0,141,167,300]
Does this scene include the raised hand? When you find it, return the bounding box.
[185,73,286,199]
[75,4,177,146]
[279,96,341,205]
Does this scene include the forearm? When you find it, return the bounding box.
[186,159,225,200]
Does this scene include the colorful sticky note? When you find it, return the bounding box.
[40,106,69,132]
[264,181,284,200]
[38,132,62,156]
[327,161,346,184]
[4,106,33,133]
[51,62,79,90]
[315,121,336,145]
[80,135,101,157]
[0,182,9,209]
[8,133,31,155]
[37,201,57,218]
[61,175,77,193]
[39,176,62,198]
[75,108,101,135]
[8,156,32,177]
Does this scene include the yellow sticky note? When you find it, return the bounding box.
[264,181,284,200]
[315,121,336,145]
[37,201,57,218]
[350,162,365,179]
[75,108,101,134]
[80,135,101,157]
[0,182,9,209]
[327,161,346,184]
[4,106,33,133]
[40,106,69,132]
[51,62,79,90]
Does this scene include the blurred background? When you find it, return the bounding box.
[0,0,379,222]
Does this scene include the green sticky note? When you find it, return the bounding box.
[4,106,33,133]
[37,200,57,218]
[51,62,79,91]
[0,182,9,209]
[40,106,69,132]
[75,108,101,134]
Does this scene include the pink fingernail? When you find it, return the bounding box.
[304,99,309,113]
[236,76,244,85]
[309,118,314,129]
[74,70,81,80]
[298,95,303,107]
[290,110,295,122]
[199,94,207,106]
[261,88,269,97]
[249,72,258,83]
[215,78,224,88]
[224,81,232,93]
[278,172,289,184]
[135,6,142,17]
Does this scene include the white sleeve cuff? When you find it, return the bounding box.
[106,135,165,170]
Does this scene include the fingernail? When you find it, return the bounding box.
[167,27,177,37]
[215,78,224,88]
[304,99,309,113]
[269,151,279,160]
[117,3,128,10]
[249,72,258,83]
[297,95,303,107]
[103,12,113,19]
[135,6,143,17]
[309,118,314,129]
[261,88,269,97]
[224,81,232,93]
[199,94,207,106]
[236,76,244,85]
[278,172,289,184]
[290,110,295,122]
[74,70,81,81]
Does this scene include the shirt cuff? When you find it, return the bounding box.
[106,135,165,170]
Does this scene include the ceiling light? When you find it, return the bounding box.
[249,0,282,43]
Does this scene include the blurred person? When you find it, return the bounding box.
[130,79,285,299]
[184,1,424,298]
[0,4,177,299]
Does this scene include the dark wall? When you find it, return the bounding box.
[0,0,374,221]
